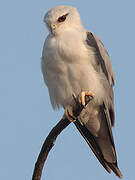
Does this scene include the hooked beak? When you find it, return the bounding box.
[50,24,56,34]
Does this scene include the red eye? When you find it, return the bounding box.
[58,15,66,22]
[57,13,69,23]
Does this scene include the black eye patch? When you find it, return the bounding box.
[57,13,69,23]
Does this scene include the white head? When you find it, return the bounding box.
[44,6,84,35]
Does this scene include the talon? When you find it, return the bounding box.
[72,93,79,105]
[72,93,77,102]
[67,110,77,122]
[80,91,94,106]
[63,107,76,122]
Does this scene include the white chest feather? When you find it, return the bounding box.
[42,32,105,108]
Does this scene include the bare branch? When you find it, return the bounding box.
[32,94,93,180]
[32,117,70,180]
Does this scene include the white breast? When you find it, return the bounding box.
[42,32,105,108]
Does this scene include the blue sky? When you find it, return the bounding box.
[0,0,134,180]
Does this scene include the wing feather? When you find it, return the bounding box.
[86,32,115,87]
[86,32,115,126]
[76,32,123,178]
[76,102,123,178]
[74,119,111,174]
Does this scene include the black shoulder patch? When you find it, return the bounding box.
[86,32,109,81]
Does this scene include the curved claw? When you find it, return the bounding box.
[63,106,76,123]
[79,91,94,106]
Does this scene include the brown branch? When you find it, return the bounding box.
[32,94,93,180]
[32,117,70,180]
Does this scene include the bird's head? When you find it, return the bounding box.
[44,6,84,35]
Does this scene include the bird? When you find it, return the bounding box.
[41,5,123,178]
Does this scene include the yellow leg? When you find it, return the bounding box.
[80,91,94,106]
[63,91,94,122]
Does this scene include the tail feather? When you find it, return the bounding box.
[74,119,123,178]
[107,162,123,179]
[74,120,111,173]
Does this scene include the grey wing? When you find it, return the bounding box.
[86,32,115,87]
[75,103,123,178]
[76,32,122,178]
[86,32,115,126]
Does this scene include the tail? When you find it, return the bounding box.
[107,162,123,179]
[74,120,123,178]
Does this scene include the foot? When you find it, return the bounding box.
[63,106,76,123]
[79,91,94,106]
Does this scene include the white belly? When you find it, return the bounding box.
[42,33,105,108]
